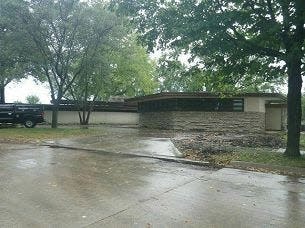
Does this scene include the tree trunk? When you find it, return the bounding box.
[78,103,92,126]
[0,85,5,104]
[85,110,91,125]
[285,56,302,157]
[80,111,87,125]
[51,101,59,128]
[79,110,91,125]
[82,103,87,125]
[78,111,84,125]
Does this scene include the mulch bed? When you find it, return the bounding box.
[172,132,285,162]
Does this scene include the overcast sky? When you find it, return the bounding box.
[5,76,292,105]
[6,77,51,104]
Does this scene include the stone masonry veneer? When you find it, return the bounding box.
[140,111,265,133]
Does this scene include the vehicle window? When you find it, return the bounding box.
[0,105,14,111]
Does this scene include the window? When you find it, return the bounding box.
[0,105,14,112]
[139,98,244,112]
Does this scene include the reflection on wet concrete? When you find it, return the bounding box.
[0,144,304,227]
[284,176,304,227]
[16,159,38,169]
[52,126,183,157]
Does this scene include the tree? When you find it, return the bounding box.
[0,0,33,104]
[12,0,125,128]
[113,0,305,157]
[156,57,284,93]
[26,95,41,104]
[301,94,305,122]
[67,34,156,125]
[108,34,156,97]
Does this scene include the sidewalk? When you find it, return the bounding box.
[42,126,305,177]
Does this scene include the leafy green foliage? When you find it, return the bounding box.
[156,58,284,93]
[67,34,156,125]
[3,0,156,126]
[0,0,36,103]
[108,34,156,97]
[9,0,136,127]
[112,0,293,92]
[26,95,41,104]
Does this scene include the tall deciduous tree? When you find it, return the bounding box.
[67,34,156,125]
[13,0,125,128]
[113,0,305,157]
[0,0,33,104]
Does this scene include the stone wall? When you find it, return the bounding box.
[140,111,265,133]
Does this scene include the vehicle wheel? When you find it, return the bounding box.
[24,120,36,128]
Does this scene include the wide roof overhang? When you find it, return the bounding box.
[125,92,286,104]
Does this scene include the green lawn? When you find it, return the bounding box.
[232,147,305,168]
[0,126,100,143]
[209,148,305,168]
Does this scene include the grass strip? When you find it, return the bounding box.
[0,126,101,142]
[234,149,305,168]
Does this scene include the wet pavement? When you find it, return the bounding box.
[0,144,305,227]
[46,126,183,158]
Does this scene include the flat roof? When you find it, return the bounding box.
[44,101,137,112]
[125,92,286,103]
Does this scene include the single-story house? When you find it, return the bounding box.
[125,92,287,133]
[42,92,286,133]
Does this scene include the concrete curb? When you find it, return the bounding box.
[42,143,213,167]
[228,161,305,177]
[42,143,305,177]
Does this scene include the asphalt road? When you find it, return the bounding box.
[0,144,305,227]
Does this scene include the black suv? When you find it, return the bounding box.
[0,104,45,128]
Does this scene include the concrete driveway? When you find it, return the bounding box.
[46,126,183,158]
[0,143,305,227]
